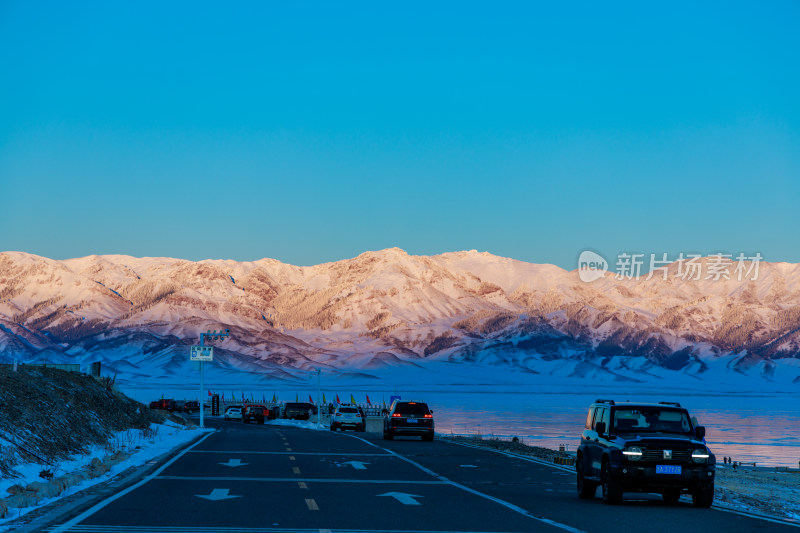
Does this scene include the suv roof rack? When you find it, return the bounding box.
[659,401,682,407]
[595,399,615,405]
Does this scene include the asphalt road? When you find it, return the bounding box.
[39,418,797,533]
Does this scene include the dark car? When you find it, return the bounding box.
[383,401,434,441]
[149,401,159,409]
[242,404,268,424]
[283,402,317,420]
[183,400,200,414]
[156,398,176,411]
[576,399,715,507]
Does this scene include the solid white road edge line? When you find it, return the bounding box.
[50,431,216,533]
[343,434,586,533]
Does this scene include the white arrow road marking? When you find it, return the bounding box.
[342,461,370,470]
[378,491,423,505]
[219,459,248,467]
[460,464,477,468]
[195,488,242,501]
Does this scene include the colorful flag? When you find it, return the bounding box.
[336,394,341,404]
[208,390,212,397]
[296,393,299,402]
[272,393,277,403]
[350,394,357,405]
[309,394,314,404]
[366,394,371,405]
[323,393,327,404]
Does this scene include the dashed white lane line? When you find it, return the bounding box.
[305,498,319,511]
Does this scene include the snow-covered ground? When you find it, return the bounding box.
[713,464,800,522]
[0,421,210,526]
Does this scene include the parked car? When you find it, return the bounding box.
[383,400,434,441]
[330,404,365,432]
[283,402,317,420]
[224,405,243,421]
[267,404,281,420]
[183,400,200,414]
[149,401,158,409]
[171,400,186,412]
[242,404,268,424]
[156,398,174,410]
[575,399,715,507]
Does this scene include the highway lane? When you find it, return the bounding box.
[43,419,796,533]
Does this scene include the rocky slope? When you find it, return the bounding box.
[1,249,799,386]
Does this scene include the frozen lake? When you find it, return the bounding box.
[121,384,800,468]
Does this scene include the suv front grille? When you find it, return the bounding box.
[641,448,691,463]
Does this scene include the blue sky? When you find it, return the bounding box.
[1,2,798,268]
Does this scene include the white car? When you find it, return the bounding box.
[224,405,243,421]
[330,404,365,432]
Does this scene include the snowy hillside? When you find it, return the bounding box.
[1,249,799,388]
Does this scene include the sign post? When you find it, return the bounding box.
[191,328,229,428]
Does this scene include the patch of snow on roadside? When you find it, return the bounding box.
[266,419,327,431]
[0,421,210,525]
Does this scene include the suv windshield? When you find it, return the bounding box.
[394,402,430,415]
[612,407,692,434]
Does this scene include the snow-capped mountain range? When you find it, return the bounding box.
[1,248,799,388]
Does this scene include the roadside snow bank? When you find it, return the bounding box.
[0,421,210,524]
[266,419,327,431]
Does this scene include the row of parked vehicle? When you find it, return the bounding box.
[148,399,202,413]
[223,401,320,423]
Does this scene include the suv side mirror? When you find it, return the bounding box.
[695,426,706,440]
[595,422,606,436]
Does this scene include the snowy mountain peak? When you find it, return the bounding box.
[1,250,799,387]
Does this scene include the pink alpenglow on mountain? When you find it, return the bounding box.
[1,249,799,388]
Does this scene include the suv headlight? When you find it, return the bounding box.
[692,448,710,464]
[623,446,643,461]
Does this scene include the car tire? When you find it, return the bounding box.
[576,457,597,499]
[384,428,394,440]
[330,424,336,431]
[692,482,714,508]
[662,490,681,503]
[423,432,434,441]
[601,460,622,505]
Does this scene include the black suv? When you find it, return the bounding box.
[383,401,434,441]
[283,402,318,420]
[242,404,267,424]
[576,399,715,507]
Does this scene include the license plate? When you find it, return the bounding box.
[407,419,418,423]
[656,465,681,474]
